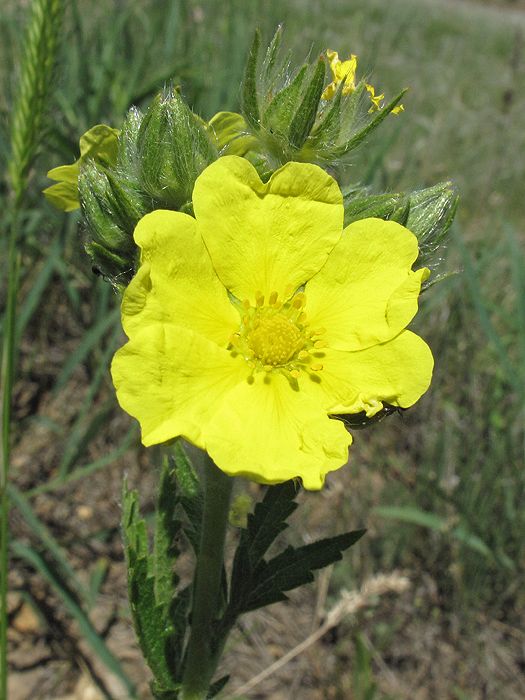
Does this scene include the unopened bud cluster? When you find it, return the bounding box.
[44,29,457,293]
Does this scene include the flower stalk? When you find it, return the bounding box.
[180,454,233,700]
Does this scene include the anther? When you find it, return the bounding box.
[314,340,328,349]
[269,291,278,306]
[290,370,301,379]
[292,292,306,309]
[255,291,265,307]
[284,283,294,298]
[247,361,256,369]
[315,327,326,335]
[243,315,250,325]
[264,365,273,372]
[230,334,240,347]
[297,312,307,324]
[310,363,323,371]
[273,301,283,311]
[243,299,251,311]
[298,350,309,359]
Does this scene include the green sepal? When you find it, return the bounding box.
[136,88,217,209]
[332,87,408,159]
[84,241,132,289]
[263,64,308,137]
[104,170,146,234]
[261,25,283,89]
[406,182,459,267]
[79,166,135,253]
[343,189,410,227]
[307,78,345,148]
[288,57,326,151]
[241,29,261,131]
[118,106,143,177]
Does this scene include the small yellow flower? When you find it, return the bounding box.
[43,124,120,211]
[111,156,433,489]
[366,84,404,115]
[322,49,357,100]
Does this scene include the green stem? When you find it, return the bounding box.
[180,454,233,700]
[1,210,20,700]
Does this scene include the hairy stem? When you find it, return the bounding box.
[180,455,233,700]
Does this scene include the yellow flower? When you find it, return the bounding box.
[43,124,120,211]
[322,49,357,100]
[111,156,433,489]
[366,84,404,115]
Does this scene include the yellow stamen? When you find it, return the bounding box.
[314,340,328,349]
[298,350,309,359]
[290,370,301,378]
[243,299,251,311]
[310,363,323,371]
[269,291,278,306]
[284,283,293,298]
[315,327,326,335]
[255,290,265,307]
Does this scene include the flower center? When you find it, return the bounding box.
[249,315,302,366]
[229,287,327,378]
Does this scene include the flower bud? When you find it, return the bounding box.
[240,28,406,168]
[136,88,218,208]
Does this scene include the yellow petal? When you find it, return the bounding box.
[303,330,434,417]
[123,210,239,346]
[111,324,250,448]
[43,180,81,212]
[192,156,343,304]
[205,371,352,490]
[305,218,428,351]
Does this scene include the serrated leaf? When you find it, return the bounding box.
[246,480,299,566]
[228,481,298,617]
[172,441,204,554]
[127,548,178,686]
[244,529,366,612]
[154,458,182,613]
[288,57,326,150]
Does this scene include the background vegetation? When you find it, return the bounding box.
[1,0,524,698]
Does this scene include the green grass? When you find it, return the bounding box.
[0,0,524,697]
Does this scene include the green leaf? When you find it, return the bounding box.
[122,476,189,688]
[244,529,366,612]
[172,441,204,555]
[223,481,365,628]
[374,506,494,558]
[241,29,261,131]
[288,57,326,150]
[154,458,182,615]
